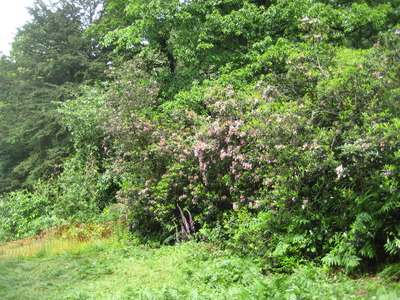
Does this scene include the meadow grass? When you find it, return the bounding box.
[0,236,94,259]
[1,237,400,299]
[0,221,124,260]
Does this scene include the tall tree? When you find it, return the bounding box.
[0,0,107,193]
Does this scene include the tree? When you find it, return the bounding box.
[12,0,106,85]
[0,0,107,193]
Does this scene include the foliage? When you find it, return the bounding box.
[12,0,106,85]
[0,0,108,193]
[0,188,54,242]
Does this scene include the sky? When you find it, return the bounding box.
[0,0,35,55]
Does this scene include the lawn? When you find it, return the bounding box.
[1,238,400,299]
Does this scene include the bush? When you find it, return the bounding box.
[0,189,54,242]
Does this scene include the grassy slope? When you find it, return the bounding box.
[1,240,400,300]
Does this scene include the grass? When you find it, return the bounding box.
[0,236,94,259]
[1,237,400,299]
[0,221,123,260]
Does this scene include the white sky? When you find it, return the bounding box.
[0,0,35,55]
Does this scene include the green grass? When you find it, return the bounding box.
[0,236,94,259]
[0,221,125,260]
[1,239,400,299]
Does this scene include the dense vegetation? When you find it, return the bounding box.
[0,0,399,275]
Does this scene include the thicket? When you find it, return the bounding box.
[0,0,399,273]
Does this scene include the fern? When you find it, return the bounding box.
[359,240,376,258]
[376,195,398,215]
[323,232,361,271]
[384,237,400,255]
[272,241,290,257]
[352,212,373,233]
[322,252,361,270]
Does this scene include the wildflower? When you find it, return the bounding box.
[382,169,393,176]
[188,210,195,231]
[178,206,190,235]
